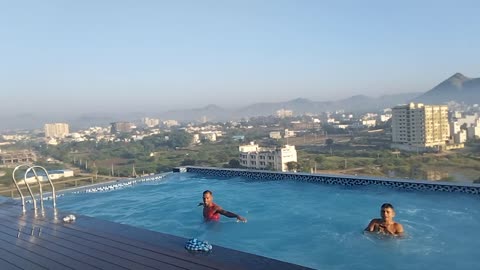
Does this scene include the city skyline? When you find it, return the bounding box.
[1,1,479,126]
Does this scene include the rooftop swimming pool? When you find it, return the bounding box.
[56,172,480,270]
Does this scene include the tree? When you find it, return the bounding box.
[227,159,242,168]
[325,138,334,155]
[325,138,334,146]
[166,130,193,148]
[314,155,325,164]
[286,161,300,172]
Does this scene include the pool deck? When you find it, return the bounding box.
[0,200,312,270]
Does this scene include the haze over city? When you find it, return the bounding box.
[1,1,479,130]
[2,2,480,268]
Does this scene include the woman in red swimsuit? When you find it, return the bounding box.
[198,190,247,222]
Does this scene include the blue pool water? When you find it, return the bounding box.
[57,173,480,270]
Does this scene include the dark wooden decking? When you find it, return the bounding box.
[0,200,312,270]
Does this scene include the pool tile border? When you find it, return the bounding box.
[181,167,480,195]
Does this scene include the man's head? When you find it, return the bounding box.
[203,190,213,206]
[380,203,395,221]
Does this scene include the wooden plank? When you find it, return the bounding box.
[0,258,22,270]
[0,235,72,270]
[0,204,312,270]
[0,226,99,270]
[0,246,47,270]
[0,219,195,270]
[0,220,161,270]
[0,212,208,270]
[0,222,157,270]
[0,210,221,270]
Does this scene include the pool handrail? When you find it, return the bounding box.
[16,166,38,216]
[26,165,57,210]
[11,164,31,213]
[24,167,42,214]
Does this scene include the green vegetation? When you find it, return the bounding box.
[34,130,240,177]
[3,129,479,183]
[297,145,480,181]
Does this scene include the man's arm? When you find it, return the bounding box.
[394,223,404,236]
[216,208,247,222]
[365,219,378,232]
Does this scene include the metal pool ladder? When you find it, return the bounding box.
[12,164,57,218]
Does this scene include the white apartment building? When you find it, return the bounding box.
[361,119,377,127]
[200,131,217,142]
[239,142,297,172]
[142,117,160,128]
[467,125,480,140]
[44,123,70,138]
[163,120,179,128]
[192,134,201,144]
[454,129,467,144]
[450,121,461,136]
[392,103,450,151]
[380,114,392,122]
[284,129,295,138]
[456,114,479,127]
[276,109,293,118]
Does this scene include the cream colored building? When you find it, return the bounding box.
[239,142,297,172]
[142,117,160,128]
[44,123,70,138]
[391,103,450,151]
[269,131,282,139]
[276,109,293,118]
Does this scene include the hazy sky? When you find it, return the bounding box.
[1,0,479,116]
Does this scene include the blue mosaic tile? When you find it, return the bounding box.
[182,167,480,195]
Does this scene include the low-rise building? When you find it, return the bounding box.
[276,109,293,118]
[110,122,134,134]
[0,150,37,167]
[269,131,282,139]
[284,129,295,138]
[142,117,160,128]
[239,142,297,172]
[201,131,217,142]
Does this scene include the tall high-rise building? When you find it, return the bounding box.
[391,103,450,151]
[44,123,70,138]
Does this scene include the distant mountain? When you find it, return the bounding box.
[414,73,480,104]
[24,77,480,131]
[233,93,420,118]
[156,93,420,122]
[159,104,232,122]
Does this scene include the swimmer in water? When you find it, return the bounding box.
[198,190,247,222]
[365,203,404,236]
